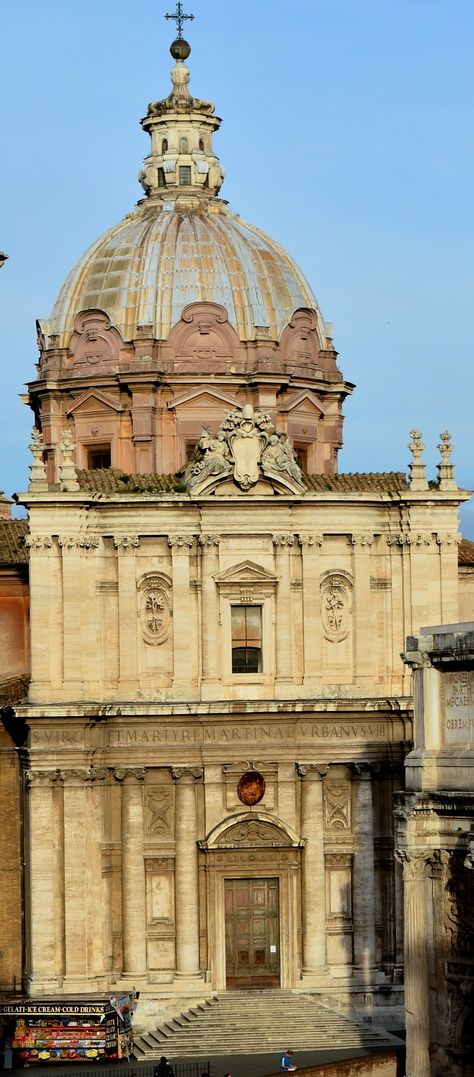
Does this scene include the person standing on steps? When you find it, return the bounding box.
[280,1049,297,1071]
[154,1056,175,1077]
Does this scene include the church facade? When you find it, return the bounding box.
[11,26,472,1028]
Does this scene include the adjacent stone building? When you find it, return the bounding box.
[3,29,473,1034]
[0,500,29,994]
[396,625,474,1076]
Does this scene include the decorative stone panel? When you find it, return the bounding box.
[320,571,353,643]
[138,574,172,646]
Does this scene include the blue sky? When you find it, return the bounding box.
[1,0,473,535]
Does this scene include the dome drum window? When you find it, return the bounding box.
[179,165,192,186]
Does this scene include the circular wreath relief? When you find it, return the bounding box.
[321,574,351,643]
[237,770,266,806]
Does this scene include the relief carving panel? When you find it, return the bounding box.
[145,787,174,836]
[324,781,351,830]
[138,574,172,645]
[321,573,353,643]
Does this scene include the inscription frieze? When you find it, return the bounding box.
[441,671,474,746]
[29,718,391,749]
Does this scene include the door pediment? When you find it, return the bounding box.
[200,811,303,850]
[215,561,278,589]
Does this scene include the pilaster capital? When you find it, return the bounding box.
[113,535,140,550]
[272,533,294,547]
[78,534,100,550]
[198,534,220,548]
[350,533,374,549]
[412,533,432,548]
[60,767,106,784]
[436,532,461,548]
[298,533,324,548]
[114,767,146,783]
[171,766,203,783]
[297,762,329,780]
[386,532,411,547]
[25,768,62,786]
[24,534,53,550]
[168,534,195,550]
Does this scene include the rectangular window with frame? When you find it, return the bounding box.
[231,605,262,674]
[179,165,192,186]
[87,444,111,469]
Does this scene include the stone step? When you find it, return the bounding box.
[134,991,395,1060]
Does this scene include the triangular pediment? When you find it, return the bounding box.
[215,560,278,586]
[280,390,327,416]
[167,387,241,411]
[66,390,122,416]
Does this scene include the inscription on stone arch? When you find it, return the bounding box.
[138,574,172,645]
[321,572,352,643]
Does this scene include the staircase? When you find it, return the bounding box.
[133,991,397,1059]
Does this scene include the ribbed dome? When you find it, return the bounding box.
[45,199,321,347]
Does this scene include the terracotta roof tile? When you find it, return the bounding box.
[303,472,409,493]
[0,520,29,565]
[0,676,29,707]
[76,469,186,494]
[459,538,474,566]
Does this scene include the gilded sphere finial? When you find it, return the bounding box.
[170,38,191,61]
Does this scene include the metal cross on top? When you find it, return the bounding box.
[165,2,194,39]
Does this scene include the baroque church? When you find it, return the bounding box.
[1,11,474,1044]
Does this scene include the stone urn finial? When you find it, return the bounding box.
[437,431,457,491]
[28,428,48,492]
[58,428,80,492]
[408,430,428,491]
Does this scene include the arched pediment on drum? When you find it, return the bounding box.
[162,302,246,373]
[199,812,304,851]
[280,308,337,374]
[68,309,125,373]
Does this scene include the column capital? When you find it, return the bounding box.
[298,533,323,548]
[297,762,329,780]
[395,848,431,881]
[171,766,203,782]
[114,767,146,783]
[351,760,380,779]
[168,534,195,550]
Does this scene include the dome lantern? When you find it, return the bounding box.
[139,12,224,205]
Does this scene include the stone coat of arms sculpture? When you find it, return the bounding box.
[184,405,306,496]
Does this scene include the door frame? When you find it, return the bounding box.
[198,812,303,991]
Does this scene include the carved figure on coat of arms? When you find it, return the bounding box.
[185,429,231,490]
[261,433,305,487]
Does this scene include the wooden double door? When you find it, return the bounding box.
[224,877,280,987]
